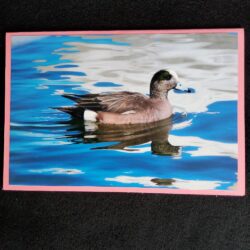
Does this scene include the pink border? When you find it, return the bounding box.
[3,28,245,196]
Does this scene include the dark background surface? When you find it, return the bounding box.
[0,0,249,249]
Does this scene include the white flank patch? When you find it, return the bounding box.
[84,109,97,122]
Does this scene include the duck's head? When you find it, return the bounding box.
[150,69,180,98]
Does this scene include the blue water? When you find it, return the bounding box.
[9,34,238,190]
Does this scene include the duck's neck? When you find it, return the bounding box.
[150,80,168,100]
[150,90,168,100]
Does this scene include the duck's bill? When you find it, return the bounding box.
[174,82,194,93]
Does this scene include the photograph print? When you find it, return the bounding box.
[3,29,245,195]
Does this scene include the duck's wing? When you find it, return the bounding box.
[63,91,150,113]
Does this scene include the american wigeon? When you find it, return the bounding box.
[58,69,188,124]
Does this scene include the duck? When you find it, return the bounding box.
[57,69,188,125]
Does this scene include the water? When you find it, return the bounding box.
[9,33,238,191]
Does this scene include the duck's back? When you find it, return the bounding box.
[63,91,149,112]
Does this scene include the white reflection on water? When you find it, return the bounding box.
[102,135,237,159]
[168,135,237,159]
[105,175,229,190]
[29,168,84,175]
[38,33,238,114]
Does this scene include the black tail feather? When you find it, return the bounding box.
[55,93,103,118]
[62,93,100,103]
[53,106,84,119]
[62,93,81,102]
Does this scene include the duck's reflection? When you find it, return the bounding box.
[62,118,181,156]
